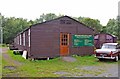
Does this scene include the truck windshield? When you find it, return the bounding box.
[101,44,116,49]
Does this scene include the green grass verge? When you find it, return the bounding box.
[2,49,118,77]
[0,44,7,47]
[117,40,120,44]
[0,54,2,78]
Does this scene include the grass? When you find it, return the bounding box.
[0,54,2,78]
[0,44,7,47]
[2,49,118,77]
[117,40,120,44]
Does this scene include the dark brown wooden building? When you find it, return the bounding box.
[13,16,94,59]
[94,33,117,49]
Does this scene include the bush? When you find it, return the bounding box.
[0,44,7,47]
[117,40,120,44]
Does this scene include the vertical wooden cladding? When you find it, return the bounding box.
[58,17,94,56]
[76,24,94,55]
[30,24,60,58]
[13,16,95,59]
[13,29,31,57]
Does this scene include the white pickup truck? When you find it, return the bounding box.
[94,43,120,61]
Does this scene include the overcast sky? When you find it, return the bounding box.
[0,0,119,26]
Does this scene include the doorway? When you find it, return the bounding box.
[60,33,69,56]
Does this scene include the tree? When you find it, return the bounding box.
[106,19,116,34]
[3,17,30,43]
[105,17,120,39]
[2,12,119,44]
[100,26,107,33]
[116,16,120,39]
[75,17,102,32]
[35,13,57,23]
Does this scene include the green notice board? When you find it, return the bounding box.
[72,35,94,47]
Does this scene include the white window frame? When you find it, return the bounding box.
[28,29,30,47]
[23,32,25,46]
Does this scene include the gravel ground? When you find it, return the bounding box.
[55,63,118,77]
[56,56,118,77]
[80,63,118,77]
[1,47,22,77]
[2,47,22,66]
[61,56,76,62]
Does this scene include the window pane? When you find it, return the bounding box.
[62,39,64,42]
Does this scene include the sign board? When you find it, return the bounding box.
[72,35,94,47]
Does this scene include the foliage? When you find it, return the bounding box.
[0,44,7,47]
[105,19,117,35]
[0,12,119,43]
[76,17,102,32]
[35,13,58,23]
[104,16,120,39]
[1,16,32,43]
[117,40,120,44]
[116,16,120,39]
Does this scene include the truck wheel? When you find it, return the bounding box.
[115,56,118,62]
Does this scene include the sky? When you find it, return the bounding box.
[0,0,119,26]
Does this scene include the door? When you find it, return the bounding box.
[60,33,69,56]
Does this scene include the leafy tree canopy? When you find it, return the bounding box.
[0,13,119,43]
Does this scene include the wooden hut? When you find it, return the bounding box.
[94,33,117,49]
[13,16,95,59]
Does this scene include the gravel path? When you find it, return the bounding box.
[1,47,22,77]
[2,47,22,66]
[61,56,76,62]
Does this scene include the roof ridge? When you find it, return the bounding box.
[15,15,94,37]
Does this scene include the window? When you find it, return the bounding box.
[60,20,72,24]
[28,29,30,47]
[66,20,72,24]
[61,34,69,46]
[23,32,25,46]
[60,20,65,24]
[102,44,116,49]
